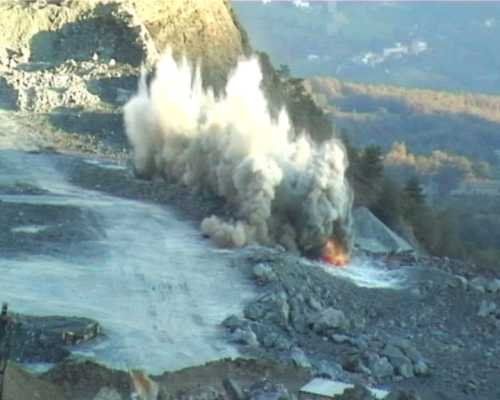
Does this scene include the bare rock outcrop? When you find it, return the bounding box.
[0,0,249,114]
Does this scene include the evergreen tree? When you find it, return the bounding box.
[404,175,425,205]
[372,178,403,228]
[360,145,384,182]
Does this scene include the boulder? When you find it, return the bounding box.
[469,277,488,293]
[337,384,376,400]
[413,360,430,376]
[222,315,248,332]
[244,292,290,328]
[447,275,468,290]
[478,300,497,318]
[253,263,277,285]
[250,323,291,350]
[381,345,413,378]
[352,207,414,255]
[248,381,290,400]
[370,356,394,379]
[290,347,312,369]
[309,307,349,334]
[486,279,500,293]
[385,390,421,400]
[223,378,245,400]
[232,328,259,348]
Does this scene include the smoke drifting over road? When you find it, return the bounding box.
[124,50,352,256]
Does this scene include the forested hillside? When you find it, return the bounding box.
[306,76,500,165]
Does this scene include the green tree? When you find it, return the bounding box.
[257,52,333,142]
[360,145,384,181]
[404,175,425,205]
[371,178,403,228]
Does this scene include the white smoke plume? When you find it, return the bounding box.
[124,50,352,256]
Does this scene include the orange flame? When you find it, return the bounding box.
[321,239,349,267]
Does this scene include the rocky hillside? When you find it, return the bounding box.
[0,0,249,154]
[0,0,247,83]
[132,0,250,86]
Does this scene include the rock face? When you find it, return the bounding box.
[0,0,249,116]
[3,313,101,363]
[132,0,250,87]
[352,207,414,254]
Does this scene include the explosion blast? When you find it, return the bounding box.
[124,50,352,261]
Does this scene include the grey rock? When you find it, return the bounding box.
[222,315,248,332]
[253,263,277,284]
[244,302,267,321]
[331,334,351,344]
[248,381,290,400]
[381,344,413,378]
[386,337,412,353]
[310,307,349,334]
[244,292,289,328]
[232,328,259,347]
[385,389,421,400]
[5,313,101,363]
[342,353,367,373]
[274,334,292,351]
[478,300,497,318]
[307,296,323,311]
[349,335,369,350]
[288,298,308,333]
[252,323,291,350]
[397,362,414,379]
[337,384,376,400]
[413,360,430,376]
[290,347,312,369]
[223,378,245,400]
[382,345,406,360]
[315,360,345,380]
[258,330,277,348]
[447,275,468,290]
[469,277,488,293]
[388,339,422,365]
[370,356,394,379]
[486,279,500,293]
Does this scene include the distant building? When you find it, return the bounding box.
[383,43,408,58]
[410,40,428,55]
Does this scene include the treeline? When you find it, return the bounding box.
[308,76,500,124]
[384,142,492,195]
[257,52,333,142]
[306,76,500,164]
[346,141,500,269]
